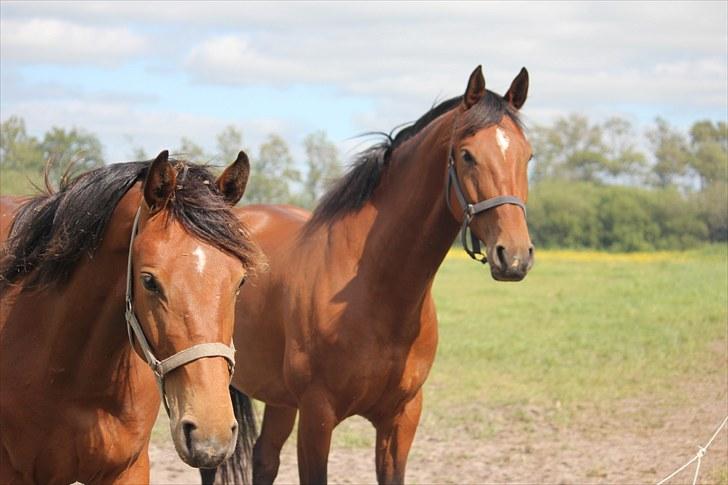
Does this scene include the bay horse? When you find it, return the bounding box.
[0,150,260,484]
[207,65,534,485]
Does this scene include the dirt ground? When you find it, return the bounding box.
[149,366,727,485]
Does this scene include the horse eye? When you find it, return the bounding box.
[461,149,476,165]
[141,273,160,293]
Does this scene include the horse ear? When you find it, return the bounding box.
[143,150,176,214]
[463,65,486,109]
[216,150,250,205]
[504,67,529,110]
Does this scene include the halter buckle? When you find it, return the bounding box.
[151,361,164,379]
[465,204,475,220]
[124,299,133,319]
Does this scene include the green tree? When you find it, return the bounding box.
[646,118,692,188]
[302,131,341,208]
[688,120,727,190]
[215,125,245,164]
[530,114,604,182]
[36,126,105,187]
[175,137,207,161]
[601,117,648,182]
[123,134,148,161]
[1,116,45,195]
[1,116,44,169]
[1,117,105,194]
[130,147,148,160]
[244,134,301,204]
[531,115,650,185]
[531,114,641,184]
[40,126,105,170]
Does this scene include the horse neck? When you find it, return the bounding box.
[335,110,462,306]
[44,189,150,399]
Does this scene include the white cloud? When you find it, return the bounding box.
[0,95,298,165]
[177,1,726,124]
[0,1,725,162]
[185,36,300,85]
[0,18,146,66]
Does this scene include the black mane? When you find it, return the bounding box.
[308,90,521,226]
[1,159,259,290]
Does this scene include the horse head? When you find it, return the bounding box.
[447,66,534,281]
[129,150,255,468]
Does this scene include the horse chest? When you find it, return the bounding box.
[65,408,147,481]
[338,323,436,415]
[275,267,439,416]
[3,397,148,484]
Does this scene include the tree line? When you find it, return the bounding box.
[1,114,726,250]
[0,117,341,209]
[527,115,726,250]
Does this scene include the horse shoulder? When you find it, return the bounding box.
[230,205,315,405]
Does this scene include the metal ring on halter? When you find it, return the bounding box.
[465,204,475,219]
[123,206,237,415]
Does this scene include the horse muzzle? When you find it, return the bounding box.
[489,244,534,281]
[175,414,238,468]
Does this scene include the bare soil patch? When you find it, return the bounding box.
[150,367,727,484]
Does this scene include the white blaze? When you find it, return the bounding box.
[193,246,207,273]
[495,127,510,159]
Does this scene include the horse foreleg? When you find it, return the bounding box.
[296,390,337,485]
[374,390,423,485]
[253,404,297,485]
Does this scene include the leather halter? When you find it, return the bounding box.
[124,207,236,415]
[445,152,527,263]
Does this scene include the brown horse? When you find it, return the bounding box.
[0,151,260,484]
[204,66,533,485]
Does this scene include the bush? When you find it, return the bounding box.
[528,181,601,248]
[527,181,715,251]
[649,188,709,249]
[694,182,728,242]
[596,186,660,251]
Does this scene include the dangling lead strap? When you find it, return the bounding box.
[445,156,526,263]
[124,207,236,415]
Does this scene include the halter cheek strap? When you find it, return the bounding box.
[124,207,236,415]
[445,154,527,263]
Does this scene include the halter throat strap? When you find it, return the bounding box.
[445,153,527,263]
[124,207,236,415]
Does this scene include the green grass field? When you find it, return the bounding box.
[431,246,727,408]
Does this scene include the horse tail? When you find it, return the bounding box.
[200,385,258,485]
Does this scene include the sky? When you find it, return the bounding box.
[1,1,726,165]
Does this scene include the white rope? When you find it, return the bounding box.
[656,415,728,485]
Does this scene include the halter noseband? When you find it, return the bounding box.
[124,207,236,415]
[445,151,527,263]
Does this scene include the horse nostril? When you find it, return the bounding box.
[230,420,238,437]
[182,419,198,453]
[496,245,508,270]
[528,245,534,258]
